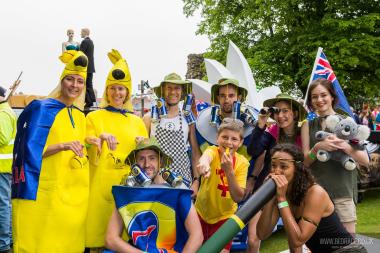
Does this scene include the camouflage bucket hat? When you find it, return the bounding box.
[211,78,248,104]
[125,137,173,168]
[153,72,192,99]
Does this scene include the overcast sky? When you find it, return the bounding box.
[0,0,210,96]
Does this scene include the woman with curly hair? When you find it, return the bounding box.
[246,93,306,253]
[257,144,366,253]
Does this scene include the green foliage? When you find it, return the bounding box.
[183,0,380,107]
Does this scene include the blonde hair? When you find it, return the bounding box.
[217,118,244,139]
[81,28,90,36]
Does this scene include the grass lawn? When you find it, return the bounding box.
[356,188,380,238]
[259,229,288,253]
[238,188,380,253]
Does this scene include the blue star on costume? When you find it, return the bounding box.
[12,98,67,200]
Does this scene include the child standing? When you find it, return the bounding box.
[195,118,249,253]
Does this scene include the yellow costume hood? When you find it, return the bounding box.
[48,50,88,110]
[99,49,133,111]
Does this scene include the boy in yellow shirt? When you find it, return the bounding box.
[195,118,249,252]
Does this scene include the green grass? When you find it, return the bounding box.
[235,188,380,253]
[259,229,288,253]
[356,188,380,238]
[232,229,288,253]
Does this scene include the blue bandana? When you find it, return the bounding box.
[104,105,130,116]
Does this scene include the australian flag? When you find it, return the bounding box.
[195,99,210,113]
[107,185,192,253]
[306,47,354,118]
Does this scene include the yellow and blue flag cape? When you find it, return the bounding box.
[111,185,192,253]
[11,98,67,200]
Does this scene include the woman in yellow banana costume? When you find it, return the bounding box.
[85,49,148,251]
[12,50,89,253]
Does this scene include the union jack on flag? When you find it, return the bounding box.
[314,54,337,81]
[306,47,354,118]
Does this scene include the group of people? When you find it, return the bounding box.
[0,46,370,253]
[356,103,380,131]
[253,78,368,253]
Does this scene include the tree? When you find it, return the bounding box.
[183,0,380,107]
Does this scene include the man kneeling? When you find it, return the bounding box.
[105,137,203,253]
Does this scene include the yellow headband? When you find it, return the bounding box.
[100,49,133,111]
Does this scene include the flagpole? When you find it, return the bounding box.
[304,47,323,106]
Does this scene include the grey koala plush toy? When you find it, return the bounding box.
[315,115,370,170]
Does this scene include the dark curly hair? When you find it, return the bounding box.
[270,143,315,206]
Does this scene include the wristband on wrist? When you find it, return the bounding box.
[308,151,317,160]
[278,201,289,209]
[193,177,199,181]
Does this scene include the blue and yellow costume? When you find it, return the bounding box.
[12,50,89,253]
[85,49,148,247]
[111,186,192,253]
[104,138,191,253]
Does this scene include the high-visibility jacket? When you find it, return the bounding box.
[0,102,16,173]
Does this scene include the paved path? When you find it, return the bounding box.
[278,234,380,253]
[357,234,380,253]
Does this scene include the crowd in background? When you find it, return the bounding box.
[354,103,380,131]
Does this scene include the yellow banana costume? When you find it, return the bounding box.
[99,49,133,111]
[12,50,89,253]
[85,49,148,247]
[48,50,88,110]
